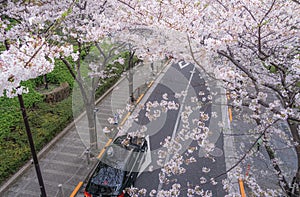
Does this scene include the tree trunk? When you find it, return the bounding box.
[86,104,98,155]
[288,120,300,196]
[43,75,48,89]
[264,143,291,194]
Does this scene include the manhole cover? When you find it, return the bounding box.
[198,147,224,158]
[209,147,223,157]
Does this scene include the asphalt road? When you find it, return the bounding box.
[127,62,228,196]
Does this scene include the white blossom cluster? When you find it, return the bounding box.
[145,99,179,122]
[0,36,55,97]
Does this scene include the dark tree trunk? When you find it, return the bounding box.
[43,75,48,89]
[86,104,98,154]
[288,120,300,196]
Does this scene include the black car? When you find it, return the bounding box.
[84,134,148,197]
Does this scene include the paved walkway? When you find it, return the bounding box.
[0,61,166,197]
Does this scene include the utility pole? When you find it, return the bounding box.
[128,50,135,103]
[18,94,47,197]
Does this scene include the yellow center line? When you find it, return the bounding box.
[228,107,233,122]
[135,93,145,104]
[97,138,113,159]
[120,111,131,126]
[148,80,154,88]
[70,181,83,197]
[226,90,231,100]
[135,80,152,106]
[239,178,246,197]
[226,94,230,100]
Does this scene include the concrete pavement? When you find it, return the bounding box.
[0,61,167,197]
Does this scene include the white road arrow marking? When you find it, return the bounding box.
[178,61,190,69]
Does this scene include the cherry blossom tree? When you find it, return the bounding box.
[60,40,130,153]
[52,0,190,154]
[1,0,172,155]
[2,0,299,196]
[118,0,300,196]
[48,0,151,153]
[1,0,168,149]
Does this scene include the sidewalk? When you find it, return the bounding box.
[0,61,167,197]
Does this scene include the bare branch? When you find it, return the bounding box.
[217,49,259,93]
[60,57,77,80]
[214,121,279,180]
[243,5,257,23]
[260,0,276,24]
[214,0,229,11]
[187,35,218,80]
[291,0,300,4]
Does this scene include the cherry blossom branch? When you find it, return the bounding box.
[260,0,276,24]
[257,1,276,60]
[107,42,127,60]
[214,0,229,11]
[253,118,292,194]
[187,35,218,80]
[262,83,286,105]
[59,57,77,80]
[116,0,135,10]
[242,5,257,23]
[217,49,259,93]
[291,0,300,4]
[60,55,89,105]
[240,96,300,123]
[75,1,87,10]
[213,120,281,180]
[21,0,77,68]
[95,42,107,60]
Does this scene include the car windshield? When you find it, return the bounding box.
[91,163,124,187]
[104,143,134,168]
[86,144,133,195]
